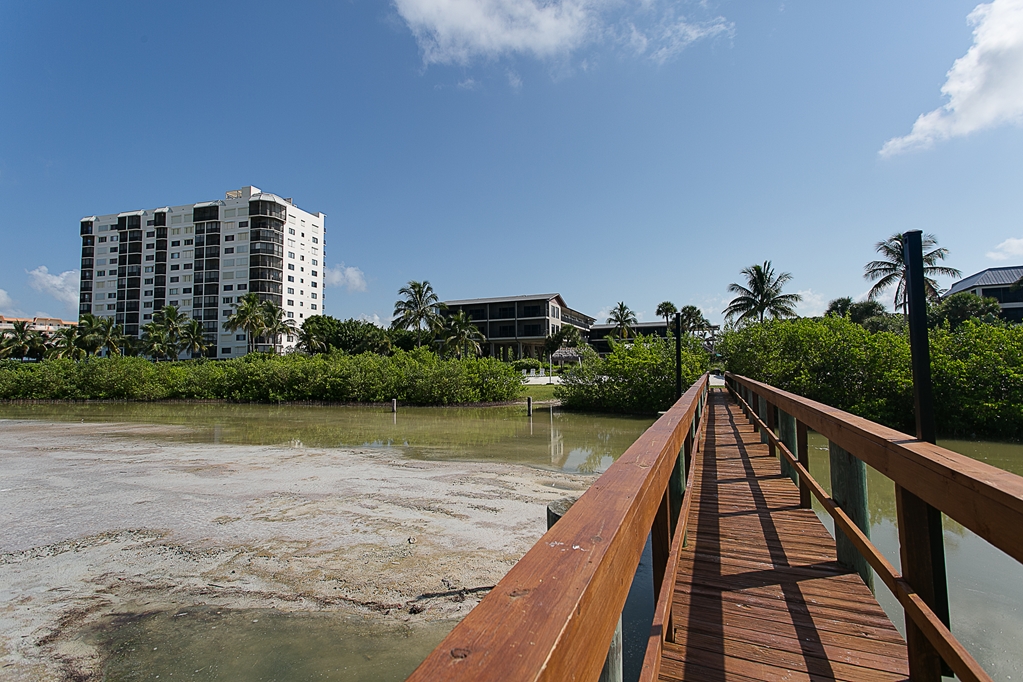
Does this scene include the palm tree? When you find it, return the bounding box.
[678,305,710,335]
[392,280,443,347]
[77,314,106,356]
[1,321,43,360]
[260,299,296,354]
[152,305,188,359]
[48,326,87,360]
[225,293,266,355]
[141,324,174,361]
[443,311,486,359]
[606,302,638,340]
[655,301,677,329]
[177,319,208,358]
[91,317,125,357]
[864,233,961,313]
[723,261,802,324]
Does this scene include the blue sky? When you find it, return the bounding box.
[1,0,1022,325]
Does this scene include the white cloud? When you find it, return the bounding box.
[27,266,80,311]
[392,0,731,66]
[881,0,1023,157]
[359,313,385,327]
[795,289,827,317]
[324,264,368,292]
[457,77,480,89]
[987,236,1023,260]
[507,69,523,89]
[0,289,14,312]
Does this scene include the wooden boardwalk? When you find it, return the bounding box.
[660,391,910,681]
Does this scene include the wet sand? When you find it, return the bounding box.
[0,420,592,681]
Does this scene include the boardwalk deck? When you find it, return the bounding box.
[660,391,910,681]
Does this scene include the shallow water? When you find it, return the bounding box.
[805,432,1023,681]
[0,402,653,474]
[86,607,454,682]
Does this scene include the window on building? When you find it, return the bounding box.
[237,284,247,290]
[300,255,305,261]
[222,309,231,317]
[311,281,317,288]
[170,276,179,283]
[143,302,153,309]
[171,228,181,235]
[107,293,116,299]
[170,264,180,271]
[145,255,154,261]
[110,247,118,253]
[183,287,192,294]
[289,228,296,235]
[312,259,318,266]
[224,235,234,241]
[144,278,154,285]
[224,247,234,254]
[222,297,233,304]
[288,251,295,258]
[169,288,179,295]
[183,275,192,282]
[312,237,318,244]
[184,239,193,245]
[145,243,155,250]
[143,313,153,319]
[144,266,154,273]
[288,264,295,270]
[222,347,232,354]
[184,264,192,269]
[146,231,155,238]
[287,276,294,282]
[311,293,317,299]
[311,304,317,310]
[287,287,294,294]
[171,240,181,247]
[144,289,153,296]
[223,284,233,291]
[239,221,248,228]
[287,299,294,306]
[97,270,105,277]
[98,236,107,243]
[107,304,116,310]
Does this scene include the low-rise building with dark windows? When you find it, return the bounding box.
[946,266,1023,323]
[78,186,326,358]
[442,294,594,360]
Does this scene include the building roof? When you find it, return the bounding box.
[444,293,565,307]
[590,321,669,330]
[249,192,290,205]
[947,266,1023,295]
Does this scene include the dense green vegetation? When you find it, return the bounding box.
[719,316,1023,439]
[556,335,710,414]
[0,349,522,404]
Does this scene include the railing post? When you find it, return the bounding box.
[796,420,810,508]
[766,401,777,457]
[829,441,873,591]
[778,410,799,487]
[901,230,951,682]
[547,497,623,682]
[757,395,769,444]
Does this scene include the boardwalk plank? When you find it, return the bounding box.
[660,391,908,681]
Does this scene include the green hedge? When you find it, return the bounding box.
[555,335,710,414]
[0,348,523,405]
[719,317,1023,439]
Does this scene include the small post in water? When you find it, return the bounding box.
[391,399,397,413]
[527,396,533,416]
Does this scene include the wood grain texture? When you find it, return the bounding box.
[725,374,1023,565]
[406,375,709,682]
[661,392,909,681]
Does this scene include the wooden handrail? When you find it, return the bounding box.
[727,380,993,682]
[726,372,1023,682]
[725,374,1023,564]
[408,374,709,682]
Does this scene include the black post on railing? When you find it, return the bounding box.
[900,229,951,681]
[674,312,682,400]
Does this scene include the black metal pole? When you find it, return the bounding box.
[904,230,936,444]
[902,229,952,678]
[675,312,682,400]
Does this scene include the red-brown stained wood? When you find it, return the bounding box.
[406,375,710,682]
[661,392,910,681]
[726,374,1023,565]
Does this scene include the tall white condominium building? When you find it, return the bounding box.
[78,186,326,358]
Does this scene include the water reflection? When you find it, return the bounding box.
[0,403,653,474]
[806,432,1023,681]
[85,607,454,682]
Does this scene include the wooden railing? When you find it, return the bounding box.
[726,373,1023,682]
[407,373,710,682]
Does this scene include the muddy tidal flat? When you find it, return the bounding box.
[0,419,593,681]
